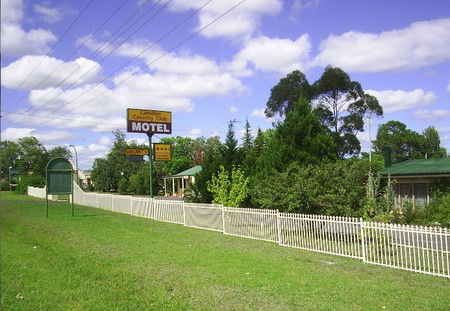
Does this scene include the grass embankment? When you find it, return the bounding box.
[1,191,449,310]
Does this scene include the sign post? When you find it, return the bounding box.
[148,133,153,198]
[127,109,172,198]
[45,158,74,217]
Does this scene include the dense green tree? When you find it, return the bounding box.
[422,126,447,158]
[265,70,311,117]
[91,158,114,192]
[158,136,195,175]
[312,66,383,157]
[0,141,21,179]
[48,146,72,160]
[373,121,426,163]
[253,159,372,216]
[256,97,336,175]
[17,136,48,176]
[91,130,144,192]
[190,136,223,203]
[220,121,240,172]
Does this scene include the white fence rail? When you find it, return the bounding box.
[27,186,47,199]
[279,213,363,259]
[28,184,450,278]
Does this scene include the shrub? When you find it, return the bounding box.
[17,175,45,194]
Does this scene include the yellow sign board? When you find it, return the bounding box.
[154,143,171,161]
[127,109,172,134]
[125,148,149,156]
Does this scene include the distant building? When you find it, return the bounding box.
[77,169,92,190]
[163,166,202,197]
[382,157,450,207]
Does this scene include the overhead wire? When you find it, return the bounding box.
[9,0,248,139]
[30,0,217,124]
[9,0,130,117]
[12,0,166,123]
[4,0,96,101]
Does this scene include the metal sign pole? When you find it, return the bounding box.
[71,170,74,216]
[147,133,154,198]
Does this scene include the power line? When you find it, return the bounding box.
[9,0,130,115]
[29,0,217,124]
[12,0,166,123]
[4,0,96,101]
[6,0,248,134]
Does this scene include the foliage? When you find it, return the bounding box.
[16,175,45,194]
[118,177,129,194]
[207,166,249,207]
[373,121,426,163]
[265,70,311,117]
[253,159,374,216]
[272,97,336,170]
[128,164,150,195]
[221,121,241,172]
[0,140,21,180]
[312,66,383,157]
[191,136,223,202]
[373,122,447,164]
[422,126,447,158]
[91,130,145,192]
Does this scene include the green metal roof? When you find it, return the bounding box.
[173,165,202,177]
[382,158,450,176]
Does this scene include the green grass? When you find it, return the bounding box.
[1,191,449,310]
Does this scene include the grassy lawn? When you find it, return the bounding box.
[1,191,449,310]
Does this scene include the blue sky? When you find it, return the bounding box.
[1,0,450,169]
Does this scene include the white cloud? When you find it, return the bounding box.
[34,4,63,23]
[230,35,311,74]
[437,126,450,133]
[74,136,113,168]
[414,109,450,121]
[313,18,450,72]
[251,108,266,118]
[2,127,75,143]
[165,0,282,40]
[366,89,437,113]
[209,130,220,137]
[1,56,101,90]
[447,82,450,92]
[10,64,246,132]
[230,106,238,113]
[188,128,202,138]
[1,0,57,56]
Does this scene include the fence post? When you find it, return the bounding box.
[130,196,133,215]
[111,195,114,212]
[360,217,366,262]
[183,201,186,226]
[221,205,226,234]
[96,193,99,209]
[277,210,282,245]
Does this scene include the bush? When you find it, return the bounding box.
[252,158,372,216]
[0,179,11,191]
[118,177,128,194]
[17,175,45,194]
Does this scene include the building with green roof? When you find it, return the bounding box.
[163,166,202,198]
[382,157,450,207]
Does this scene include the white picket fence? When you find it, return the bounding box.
[28,184,450,278]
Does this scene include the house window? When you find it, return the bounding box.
[394,183,429,207]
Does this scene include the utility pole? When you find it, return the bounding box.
[9,166,12,191]
[69,144,79,185]
[147,133,154,198]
